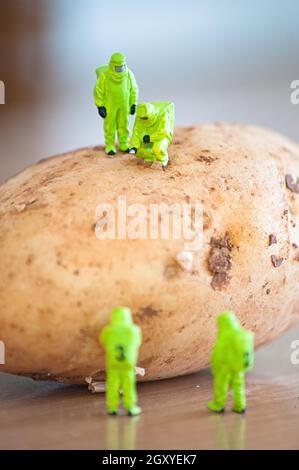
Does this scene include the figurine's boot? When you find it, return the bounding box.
[231,372,246,413]
[127,405,142,416]
[153,139,169,167]
[106,369,120,415]
[106,147,117,155]
[121,369,142,416]
[208,372,229,413]
[117,108,130,152]
[207,401,225,413]
[160,153,169,167]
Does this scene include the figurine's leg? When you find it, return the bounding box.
[121,369,142,416]
[153,139,169,166]
[117,108,130,152]
[104,111,117,154]
[106,369,121,414]
[208,371,230,413]
[231,372,246,413]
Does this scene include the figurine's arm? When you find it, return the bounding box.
[130,121,142,150]
[94,74,106,108]
[128,70,138,109]
[99,326,108,346]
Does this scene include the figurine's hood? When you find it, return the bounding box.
[136,102,158,126]
[217,311,240,331]
[111,306,133,325]
[108,52,127,82]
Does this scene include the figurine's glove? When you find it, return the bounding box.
[130,104,136,115]
[129,148,137,154]
[98,106,107,118]
[143,135,150,143]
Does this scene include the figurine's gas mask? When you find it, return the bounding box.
[109,52,127,82]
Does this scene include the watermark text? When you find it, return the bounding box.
[0,340,5,364]
[0,80,5,104]
[95,197,203,251]
[290,80,299,105]
[290,339,299,365]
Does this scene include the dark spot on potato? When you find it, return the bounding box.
[285,174,299,193]
[271,255,284,268]
[266,288,271,295]
[269,234,277,246]
[294,253,299,262]
[167,311,175,317]
[164,356,175,365]
[208,233,233,290]
[73,270,80,276]
[138,305,159,318]
[164,263,180,279]
[196,155,218,164]
[26,254,34,265]
[203,211,212,230]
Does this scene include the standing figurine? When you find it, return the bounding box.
[94,52,138,155]
[99,307,142,416]
[208,311,254,414]
[129,102,175,167]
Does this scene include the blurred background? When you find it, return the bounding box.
[0,0,298,182]
[0,0,298,366]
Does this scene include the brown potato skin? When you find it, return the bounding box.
[0,123,299,383]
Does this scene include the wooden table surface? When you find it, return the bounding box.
[0,327,299,450]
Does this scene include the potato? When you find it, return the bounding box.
[0,123,299,384]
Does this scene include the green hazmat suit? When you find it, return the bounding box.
[94,52,138,154]
[208,311,254,414]
[99,307,142,416]
[130,102,175,166]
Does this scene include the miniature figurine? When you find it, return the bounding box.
[99,306,142,416]
[94,52,138,155]
[208,311,254,414]
[129,102,175,167]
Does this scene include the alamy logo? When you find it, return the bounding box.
[0,340,5,364]
[290,340,299,365]
[290,80,299,105]
[0,80,5,104]
[95,196,203,251]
